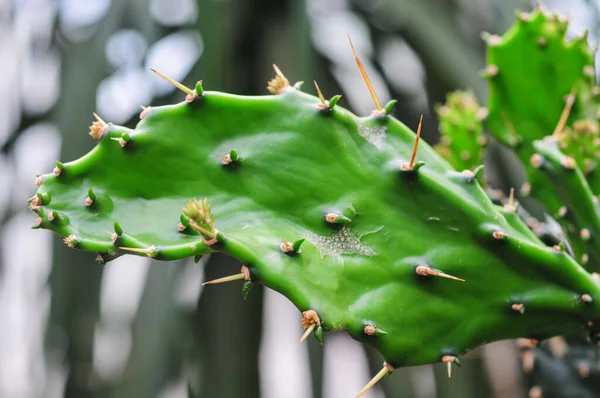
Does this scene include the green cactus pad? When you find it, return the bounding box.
[483,7,600,269]
[485,9,595,148]
[32,75,600,370]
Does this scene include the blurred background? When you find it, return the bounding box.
[1,0,599,397]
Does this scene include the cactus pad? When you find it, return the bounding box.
[31,73,600,375]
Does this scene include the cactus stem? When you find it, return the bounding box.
[401,115,424,171]
[441,356,460,378]
[512,303,525,314]
[415,265,465,282]
[149,68,198,102]
[203,265,250,286]
[267,64,290,94]
[347,34,382,112]
[119,245,158,258]
[355,362,393,398]
[140,105,150,119]
[552,89,576,137]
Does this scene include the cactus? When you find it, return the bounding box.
[29,9,600,397]
[434,6,600,398]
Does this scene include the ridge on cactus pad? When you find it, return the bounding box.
[30,12,600,396]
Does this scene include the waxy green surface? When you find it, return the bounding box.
[33,85,600,367]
